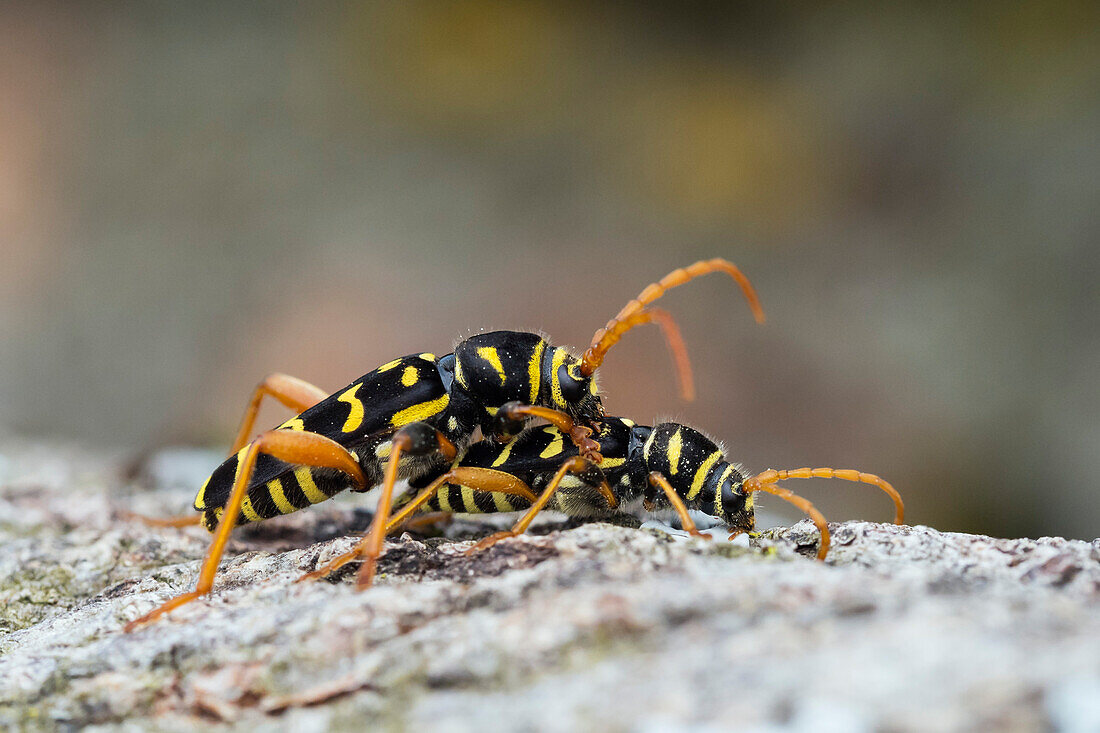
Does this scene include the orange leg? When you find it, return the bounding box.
[496,403,607,468]
[581,258,766,377]
[465,456,592,554]
[352,434,407,590]
[351,423,460,589]
[230,373,330,454]
[396,511,454,533]
[646,472,711,539]
[119,511,202,528]
[298,466,541,584]
[124,429,366,631]
[748,467,904,525]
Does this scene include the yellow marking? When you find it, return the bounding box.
[266,478,297,515]
[437,486,454,512]
[419,353,436,361]
[540,430,564,458]
[477,346,507,385]
[485,406,498,416]
[391,393,450,427]
[376,443,391,459]
[461,485,478,512]
[401,366,419,387]
[643,431,657,461]
[448,416,458,432]
[713,465,735,515]
[337,383,365,433]
[687,450,723,500]
[491,439,517,467]
[295,467,329,504]
[667,428,683,475]
[621,418,634,427]
[278,417,305,431]
[377,358,403,372]
[239,495,262,523]
[454,357,467,388]
[493,493,516,512]
[599,457,626,469]
[528,339,545,403]
[194,475,212,509]
[549,348,568,407]
[718,464,734,486]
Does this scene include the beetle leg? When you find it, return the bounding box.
[465,456,592,554]
[349,422,462,589]
[298,463,538,583]
[231,373,330,453]
[646,472,711,539]
[124,429,365,631]
[118,511,202,528]
[496,402,604,463]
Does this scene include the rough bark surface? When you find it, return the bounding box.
[1,440,1099,732]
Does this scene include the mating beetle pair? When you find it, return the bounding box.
[124,259,902,631]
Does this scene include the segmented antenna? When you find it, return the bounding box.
[580,258,765,379]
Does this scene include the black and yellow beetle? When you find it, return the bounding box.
[298,404,905,583]
[124,259,765,630]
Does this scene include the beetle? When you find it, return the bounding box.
[298,403,905,584]
[124,259,765,630]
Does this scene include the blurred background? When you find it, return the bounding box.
[0,2,1096,539]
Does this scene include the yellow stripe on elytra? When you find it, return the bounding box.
[528,339,545,403]
[549,348,568,408]
[266,478,297,515]
[476,346,507,385]
[687,450,723,500]
[492,492,515,512]
[377,358,403,373]
[401,366,419,387]
[295,467,328,504]
[539,429,564,458]
[667,427,683,475]
[491,439,517,467]
[278,416,305,431]
[337,383,365,433]
[238,495,262,523]
[419,353,436,361]
[391,394,450,427]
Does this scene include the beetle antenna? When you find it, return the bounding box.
[580,258,764,379]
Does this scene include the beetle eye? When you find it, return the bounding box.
[557,364,588,404]
[720,478,748,518]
